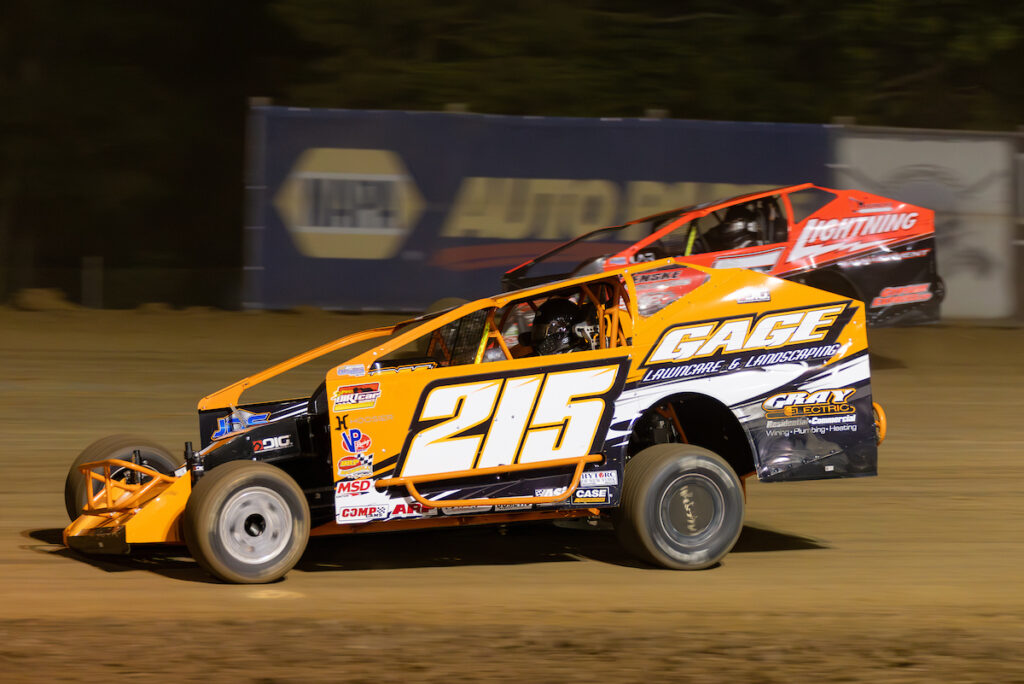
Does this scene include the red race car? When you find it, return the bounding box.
[502,183,942,327]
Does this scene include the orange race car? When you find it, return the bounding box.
[503,183,942,327]
[64,258,886,583]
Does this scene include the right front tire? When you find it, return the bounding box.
[183,461,310,584]
[616,444,744,569]
[64,434,179,521]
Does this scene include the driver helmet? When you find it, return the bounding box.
[711,204,760,250]
[531,298,587,355]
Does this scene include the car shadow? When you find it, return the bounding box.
[24,528,218,583]
[869,352,907,370]
[29,521,827,581]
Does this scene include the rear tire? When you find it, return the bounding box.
[64,434,179,520]
[183,461,310,584]
[616,444,744,569]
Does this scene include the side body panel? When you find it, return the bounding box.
[324,349,631,524]
[626,266,877,481]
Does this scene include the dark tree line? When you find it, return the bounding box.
[2,0,1022,306]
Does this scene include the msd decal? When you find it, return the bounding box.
[335,479,373,496]
[786,212,919,265]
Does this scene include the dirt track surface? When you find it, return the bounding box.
[1,308,1022,682]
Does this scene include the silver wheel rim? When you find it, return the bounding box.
[658,473,724,545]
[218,486,293,565]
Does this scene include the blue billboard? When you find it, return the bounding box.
[245,106,830,311]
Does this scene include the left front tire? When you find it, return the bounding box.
[183,461,310,584]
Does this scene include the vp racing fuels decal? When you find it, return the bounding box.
[397,359,629,478]
[639,302,854,383]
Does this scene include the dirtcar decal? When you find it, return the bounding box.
[211,408,269,440]
[870,283,934,308]
[762,388,855,418]
[398,359,628,478]
[640,304,851,383]
[331,382,381,411]
[786,212,919,265]
[252,435,293,453]
[580,470,618,487]
[336,452,373,479]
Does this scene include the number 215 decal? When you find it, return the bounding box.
[398,360,627,478]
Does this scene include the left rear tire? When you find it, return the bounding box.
[616,443,744,569]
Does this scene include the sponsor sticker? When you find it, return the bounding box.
[369,362,436,375]
[762,387,855,419]
[870,283,934,308]
[580,470,618,487]
[734,287,771,304]
[535,487,568,498]
[571,487,610,504]
[390,501,437,518]
[494,503,532,512]
[252,435,293,453]
[335,364,366,377]
[440,505,493,515]
[336,452,373,479]
[211,408,269,440]
[640,304,849,383]
[336,504,388,524]
[335,479,374,497]
[340,428,372,454]
[786,211,920,265]
[331,383,381,412]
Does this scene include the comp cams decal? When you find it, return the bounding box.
[397,359,629,478]
[640,303,853,383]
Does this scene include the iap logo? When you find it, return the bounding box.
[274,148,424,260]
